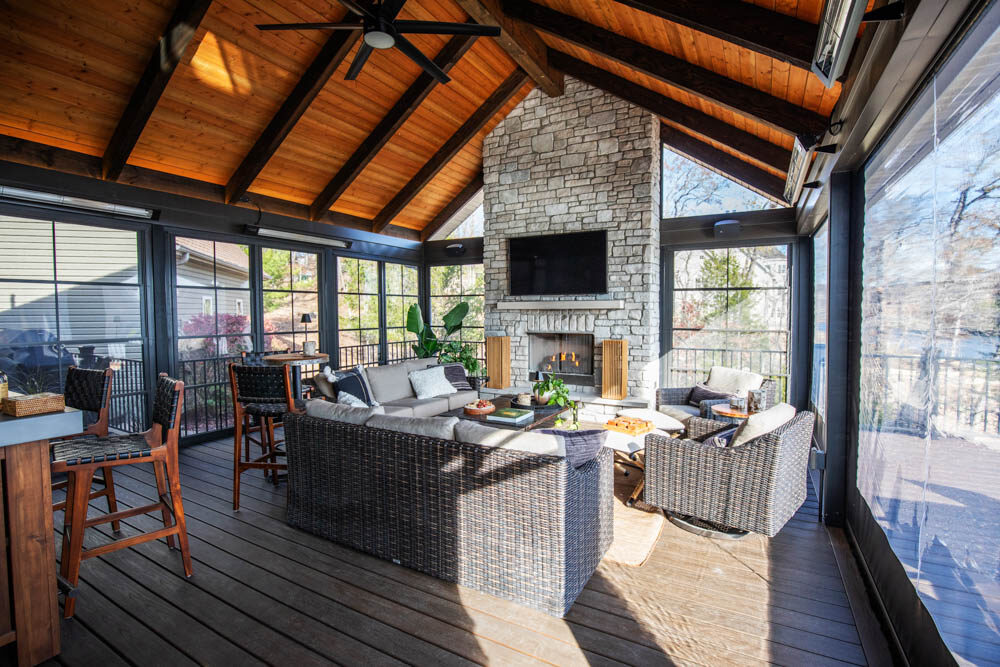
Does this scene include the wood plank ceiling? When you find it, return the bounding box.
[0,0,856,238]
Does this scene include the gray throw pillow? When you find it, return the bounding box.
[689,383,733,407]
[439,362,473,391]
[538,429,607,468]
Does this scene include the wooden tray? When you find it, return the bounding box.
[2,392,65,417]
[464,403,496,416]
[605,416,654,436]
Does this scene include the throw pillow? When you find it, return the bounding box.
[705,366,764,395]
[331,366,379,407]
[616,408,684,433]
[704,427,738,448]
[309,374,337,400]
[538,429,608,468]
[322,365,337,383]
[337,391,368,408]
[454,420,518,447]
[365,414,459,440]
[408,366,457,400]
[304,399,383,425]
[688,383,734,407]
[439,362,473,391]
[730,402,796,447]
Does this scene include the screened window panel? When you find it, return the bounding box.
[0,218,54,280]
[812,223,829,418]
[55,222,139,283]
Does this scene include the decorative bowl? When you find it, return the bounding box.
[464,401,495,415]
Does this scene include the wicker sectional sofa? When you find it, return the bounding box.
[283,412,614,616]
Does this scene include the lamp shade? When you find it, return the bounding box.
[300,313,313,324]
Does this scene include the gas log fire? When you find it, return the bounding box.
[528,333,595,385]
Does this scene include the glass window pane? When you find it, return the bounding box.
[338,294,359,331]
[175,237,216,288]
[430,265,461,295]
[360,294,379,329]
[361,328,380,345]
[57,284,142,341]
[431,295,459,324]
[264,291,292,334]
[462,264,484,293]
[55,223,138,284]
[359,260,378,294]
[662,145,780,217]
[176,288,216,336]
[0,217,54,280]
[264,333,294,353]
[386,296,404,329]
[292,251,317,291]
[293,292,318,331]
[384,263,402,295]
[338,257,358,293]
[0,282,57,337]
[215,242,251,288]
[217,289,252,335]
[262,248,291,290]
[403,265,419,296]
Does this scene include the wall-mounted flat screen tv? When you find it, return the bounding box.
[509,230,608,296]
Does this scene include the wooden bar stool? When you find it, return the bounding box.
[51,366,120,532]
[229,363,300,510]
[51,374,192,619]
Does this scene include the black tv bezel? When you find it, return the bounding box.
[507,230,609,296]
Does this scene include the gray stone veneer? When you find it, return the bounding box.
[482,77,660,403]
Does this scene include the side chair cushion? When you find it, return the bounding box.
[730,402,796,448]
[408,366,457,400]
[688,383,734,407]
[305,398,383,424]
[52,433,151,466]
[705,366,764,396]
[616,408,684,433]
[365,414,459,440]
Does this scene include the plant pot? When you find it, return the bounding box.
[534,391,553,405]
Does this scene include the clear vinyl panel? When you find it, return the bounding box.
[858,15,1000,663]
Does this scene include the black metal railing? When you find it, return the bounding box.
[668,347,789,402]
[68,351,147,435]
[176,354,240,438]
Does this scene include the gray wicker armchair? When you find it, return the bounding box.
[657,377,778,422]
[645,411,815,537]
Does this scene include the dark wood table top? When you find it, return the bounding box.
[442,395,571,431]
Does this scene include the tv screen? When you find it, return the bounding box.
[509,230,607,295]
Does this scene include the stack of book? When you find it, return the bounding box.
[486,407,533,424]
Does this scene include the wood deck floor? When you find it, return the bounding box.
[45,437,872,666]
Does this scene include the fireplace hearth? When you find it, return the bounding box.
[529,333,595,385]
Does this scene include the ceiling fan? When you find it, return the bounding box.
[256,0,500,84]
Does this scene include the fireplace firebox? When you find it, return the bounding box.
[528,333,595,385]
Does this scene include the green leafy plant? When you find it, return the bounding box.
[438,340,482,376]
[405,302,469,359]
[532,375,574,409]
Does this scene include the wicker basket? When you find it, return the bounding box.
[2,392,66,417]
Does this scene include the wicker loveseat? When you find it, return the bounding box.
[657,376,778,424]
[282,412,614,616]
[645,411,815,537]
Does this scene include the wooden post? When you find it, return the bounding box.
[485,336,511,389]
[602,339,628,400]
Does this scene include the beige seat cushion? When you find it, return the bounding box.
[380,396,450,418]
[657,404,699,424]
[453,421,565,457]
[366,414,459,440]
[730,402,796,447]
[705,366,764,395]
[304,399,383,424]
[364,363,413,403]
[447,390,479,410]
[381,404,414,417]
[616,408,684,433]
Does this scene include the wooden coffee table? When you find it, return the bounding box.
[710,404,752,421]
[442,395,570,431]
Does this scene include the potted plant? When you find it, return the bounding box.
[405,302,468,358]
[532,375,572,408]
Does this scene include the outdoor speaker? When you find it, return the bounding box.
[444,242,466,257]
[713,219,741,239]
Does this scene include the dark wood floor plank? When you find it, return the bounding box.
[53,612,130,667]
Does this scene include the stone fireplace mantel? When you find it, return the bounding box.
[496,299,625,310]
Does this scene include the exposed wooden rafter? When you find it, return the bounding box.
[505,0,827,137]
[102,0,214,181]
[309,32,478,221]
[224,27,360,204]
[610,0,817,70]
[454,0,563,97]
[372,68,529,233]
[420,172,483,241]
[660,124,787,203]
[551,53,791,174]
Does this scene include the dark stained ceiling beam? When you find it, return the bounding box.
[610,0,817,70]
[551,53,790,174]
[309,32,478,221]
[420,172,483,241]
[372,68,529,233]
[102,0,213,181]
[660,124,788,203]
[454,0,563,97]
[225,27,360,204]
[505,0,827,137]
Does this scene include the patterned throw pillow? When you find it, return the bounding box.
[538,429,608,468]
[331,366,379,407]
[688,383,733,407]
[439,362,473,391]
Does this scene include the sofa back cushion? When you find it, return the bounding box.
[305,398,383,424]
[366,413,459,440]
[730,402,796,447]
[455,420,519,447]
[705,366,764,395]
[364,362,413,403]
[409,366,457,400]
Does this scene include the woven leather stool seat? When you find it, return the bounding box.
[244,399,304,417]
[52,434,153,466]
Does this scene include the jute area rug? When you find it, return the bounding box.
[604,455,664,567]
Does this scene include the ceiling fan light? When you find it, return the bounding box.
[364,30,395,49]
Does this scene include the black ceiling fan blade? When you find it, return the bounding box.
[382,0,409,21]
[335,0,376,20]
[393,20,501,37]
[393,33,450,83]
[256,21,363,30]
[345,42,374,80]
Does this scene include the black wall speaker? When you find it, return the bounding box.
[444,242,467,257]
[713,219,741,239]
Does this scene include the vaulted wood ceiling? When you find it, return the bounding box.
[0,0,860,238]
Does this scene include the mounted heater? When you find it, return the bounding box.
[812,0,869,88]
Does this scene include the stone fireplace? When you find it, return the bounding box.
[529,333,595,385]
[481,76,661,408]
